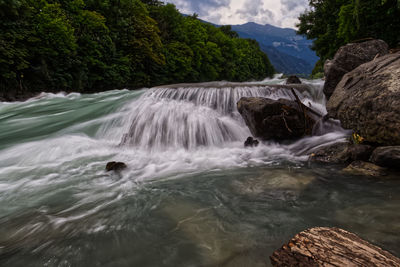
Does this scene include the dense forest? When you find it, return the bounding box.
[0,0,274,99]
[297,0,400,75]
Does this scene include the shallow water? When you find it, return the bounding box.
[0,76,399,266]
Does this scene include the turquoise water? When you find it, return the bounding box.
[0,81,399,266]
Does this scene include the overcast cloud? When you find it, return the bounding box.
[164,0,309,28]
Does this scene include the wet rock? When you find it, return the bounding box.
[309,142,352,164]
[370,146,400,169]
[327,52,400,145]
[270,227,400,267]
[343,161,387,177]
[106,161,127,172]
[285,75,301,84]
[237,97,318,141]
[244,136,259,147]
[310,142,377,164]
[348,144,375,161]
[323,39,389,99]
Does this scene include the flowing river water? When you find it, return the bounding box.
[0,77,399,266]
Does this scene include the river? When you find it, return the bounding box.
[1,76,399,266]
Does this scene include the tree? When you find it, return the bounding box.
[298,0,400,66]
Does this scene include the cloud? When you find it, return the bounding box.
[167,0,230,17]
[279,0,308,28]
[164,0,309,28]
[236,0,276,25]
[280,0,308,12]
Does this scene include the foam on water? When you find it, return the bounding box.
[0,77,344,188]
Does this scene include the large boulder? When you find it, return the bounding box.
[370,146,400,169]
[270,227,400,266]
[327,52,400,145]
[323,39,389,99]
[237,97,318,141]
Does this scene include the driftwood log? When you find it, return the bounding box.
[270,227,400,267]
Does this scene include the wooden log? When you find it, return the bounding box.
[270,227,400,267]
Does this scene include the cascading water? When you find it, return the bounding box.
[105,81,331,151]
[1,76,399,267]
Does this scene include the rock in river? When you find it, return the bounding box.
[327,52,400,145]
[370,146,400,169]
[106,161,127,172]
[244,136,259,147]
[323,39,389,99]
[237,97,318,141]
[310,141,352,164]
[310,142,375,164]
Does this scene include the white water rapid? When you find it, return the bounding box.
[0,77,349,186]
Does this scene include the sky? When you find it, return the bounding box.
[164,0,309,29]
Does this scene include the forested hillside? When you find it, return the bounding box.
[231,22,319,75]
[298,0,400,74]
[0,0,274,99]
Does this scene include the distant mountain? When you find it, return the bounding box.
[231,22,319,75]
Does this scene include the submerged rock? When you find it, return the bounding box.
[270,227,400,267]
[285,75,301,84]
[237,97,318,141]
[156,199,260,266]
[244,136,259,147]
[327,52,400,145]
[232,169,315,198]
[370,146,400,169]
[343,161,387,177]
[106,161,127,172]
[323,39,389,99]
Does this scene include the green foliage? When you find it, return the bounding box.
[298,0,400,68]
[311,59,324,78]
[0,0,32,83]
[0,0,274,96]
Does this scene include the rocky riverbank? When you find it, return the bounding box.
[237,39,400,176]
[320,40,400,174]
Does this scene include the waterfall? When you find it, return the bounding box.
[118,82,327,150]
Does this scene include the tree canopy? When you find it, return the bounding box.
[0,0,274,97]
[297,0,400,72]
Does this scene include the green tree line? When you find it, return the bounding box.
[0,0,274,98]
[297,0,400,75]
